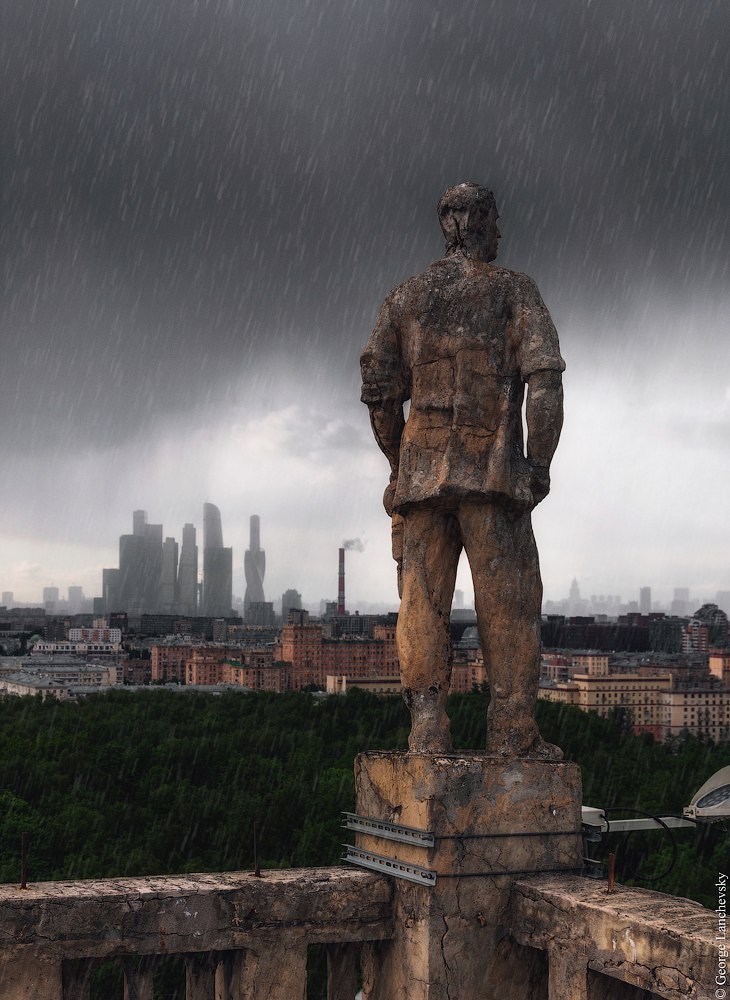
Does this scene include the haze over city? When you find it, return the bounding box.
[2,0,729,609]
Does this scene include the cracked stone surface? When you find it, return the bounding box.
[0,868,393,999]
[510,874,717,999]
[357,752,582,999]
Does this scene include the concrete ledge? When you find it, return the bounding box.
[0,867,394,959]
[509,874,717,999]
[0,863,719,999]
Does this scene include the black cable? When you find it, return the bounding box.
[601,807,677,884]
[435,830,580,840]
[438,865,585,879]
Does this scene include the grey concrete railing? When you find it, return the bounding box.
[510,874,719,1000]
[0,867,393,999]
[0,866,719,998]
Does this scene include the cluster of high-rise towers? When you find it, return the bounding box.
[99,505,265,618]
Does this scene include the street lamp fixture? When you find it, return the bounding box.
[683,764,730,823]
[581,765,730,882]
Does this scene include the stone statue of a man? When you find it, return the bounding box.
[361,183,565,758]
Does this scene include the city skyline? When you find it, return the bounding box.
[3,526,730,619]
[2,1,729,609]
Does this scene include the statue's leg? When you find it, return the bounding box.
[460,501,562,760]
[397,506,461,752]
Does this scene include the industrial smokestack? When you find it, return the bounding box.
[337,547,345,615]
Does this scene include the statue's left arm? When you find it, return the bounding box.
[516,275,566,506]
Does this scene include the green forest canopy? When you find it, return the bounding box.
[0,688,727,908]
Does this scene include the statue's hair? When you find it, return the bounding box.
[437,183,496,253]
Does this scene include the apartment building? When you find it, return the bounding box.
[276,624,399,690]
[539,671,730,741]
[660,687,730,743]
[150,644,192,683]
[539,673,672,737]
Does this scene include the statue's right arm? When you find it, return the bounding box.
[516,274,566,507]
[360,297,408,483]
[525,369,564,505]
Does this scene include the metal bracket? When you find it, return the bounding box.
[581,857,604,879]
[342,812,435,848]
[343,845,437,886]
[582,823,603,844]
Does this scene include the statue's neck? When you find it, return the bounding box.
[446,245,494,264]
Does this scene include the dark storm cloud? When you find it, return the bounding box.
[2,0,728,450]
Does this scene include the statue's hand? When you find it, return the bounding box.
[530,465,550,507]
[383,480,397,516]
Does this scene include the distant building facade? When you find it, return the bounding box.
[660,686,730,743]
[540,670,730,742]
[281,589,302,623]
[244,515,265,615]
[160,537,179,612]
[539,673,673,738]
[710,649,730,685]
[177,523,198,616]
[275,623,401,690]
[150,644,192,683]
[0,659,120,700]
[202,503,232,617]
[246,602,276,627]
[43,587,59,612]
[639,587,651,615]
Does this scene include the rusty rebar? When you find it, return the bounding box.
[253,819,262,877]
[20,832,29,890]
[607,852,615,893]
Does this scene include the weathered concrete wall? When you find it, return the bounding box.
[0,868,392,958]
[0,868,392,999]
[0,818,719,999]
[510,873,718,1000]
[356,751,583,999]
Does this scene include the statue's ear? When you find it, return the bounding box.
[439,209,467,251]
[439,212,456,242]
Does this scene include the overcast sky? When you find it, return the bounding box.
[1,0,729,611]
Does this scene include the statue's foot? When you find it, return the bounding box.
[488,734,563,761]
[405,688,453,753]
[408,725,453,753]
[521,735,564,761]
[487,723,564,761]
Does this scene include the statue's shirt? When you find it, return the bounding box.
[361,255,565,512]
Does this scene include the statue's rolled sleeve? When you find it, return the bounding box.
[360,299,408,405]
[515,275,565,378]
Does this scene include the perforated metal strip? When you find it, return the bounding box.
[343,845,437,886]
[342,812,435,848]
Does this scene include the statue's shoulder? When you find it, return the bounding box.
[388,259,444,292]
[391,257,461,296]
[485,263,538,290]
[384,257,540,310]
[381,261,444,312]
[424,257,538,288]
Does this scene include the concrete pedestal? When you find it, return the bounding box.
[356,752,583,1000]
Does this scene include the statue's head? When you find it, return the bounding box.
[437,183,500,262]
